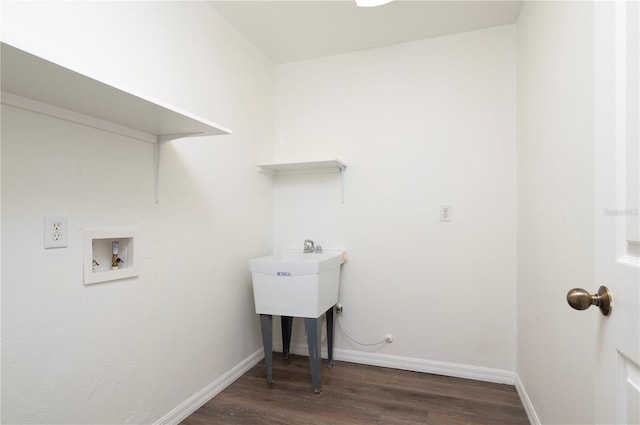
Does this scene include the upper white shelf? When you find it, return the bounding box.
[257,159,346,175]
[257,158,347,203]
[0,42,231,144]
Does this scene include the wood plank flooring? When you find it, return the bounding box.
[181,354,530,425]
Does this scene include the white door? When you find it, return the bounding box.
[594,1,640,423]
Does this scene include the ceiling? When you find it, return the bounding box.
[208,1,523,64]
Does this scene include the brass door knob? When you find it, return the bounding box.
[566,286,612,316]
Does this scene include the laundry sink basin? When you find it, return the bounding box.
[249,250,345,318]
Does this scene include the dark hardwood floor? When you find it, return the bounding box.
[181,353,530,425]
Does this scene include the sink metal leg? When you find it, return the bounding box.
[326,306,334,367]
[259,314,273,384]
[281,316,294,360]
[304,317,322,393]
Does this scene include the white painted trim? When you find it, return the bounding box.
[335,348,515,384]
[515,373,541,425]
[157,343,517,425]
[279,342,514,385]
[153,348,264,425]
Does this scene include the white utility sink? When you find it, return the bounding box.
[249,250,345,318]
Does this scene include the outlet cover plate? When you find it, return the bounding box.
[44,215,68,248]
[440,204,452,222]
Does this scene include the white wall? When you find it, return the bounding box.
[273,25,517,374]
[1,2,274,423]
[517,2,596,424]
[1,2,600,422]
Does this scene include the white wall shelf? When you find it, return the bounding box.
[257,159,346,175]
[0,42,231,203]
[257,159,347,202]
[83,229,138,285]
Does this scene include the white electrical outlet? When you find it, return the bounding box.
[440,204,452,222]
[44,215,68,248]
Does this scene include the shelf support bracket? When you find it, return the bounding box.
[154,133,203,204]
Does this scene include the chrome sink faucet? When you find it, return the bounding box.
[304,239,323,253]
[304,239,315,253]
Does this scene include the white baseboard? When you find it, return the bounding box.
[156,343,521,425]
[515,373,541,425]
[278,342,515,385]
[154,348,264,425]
